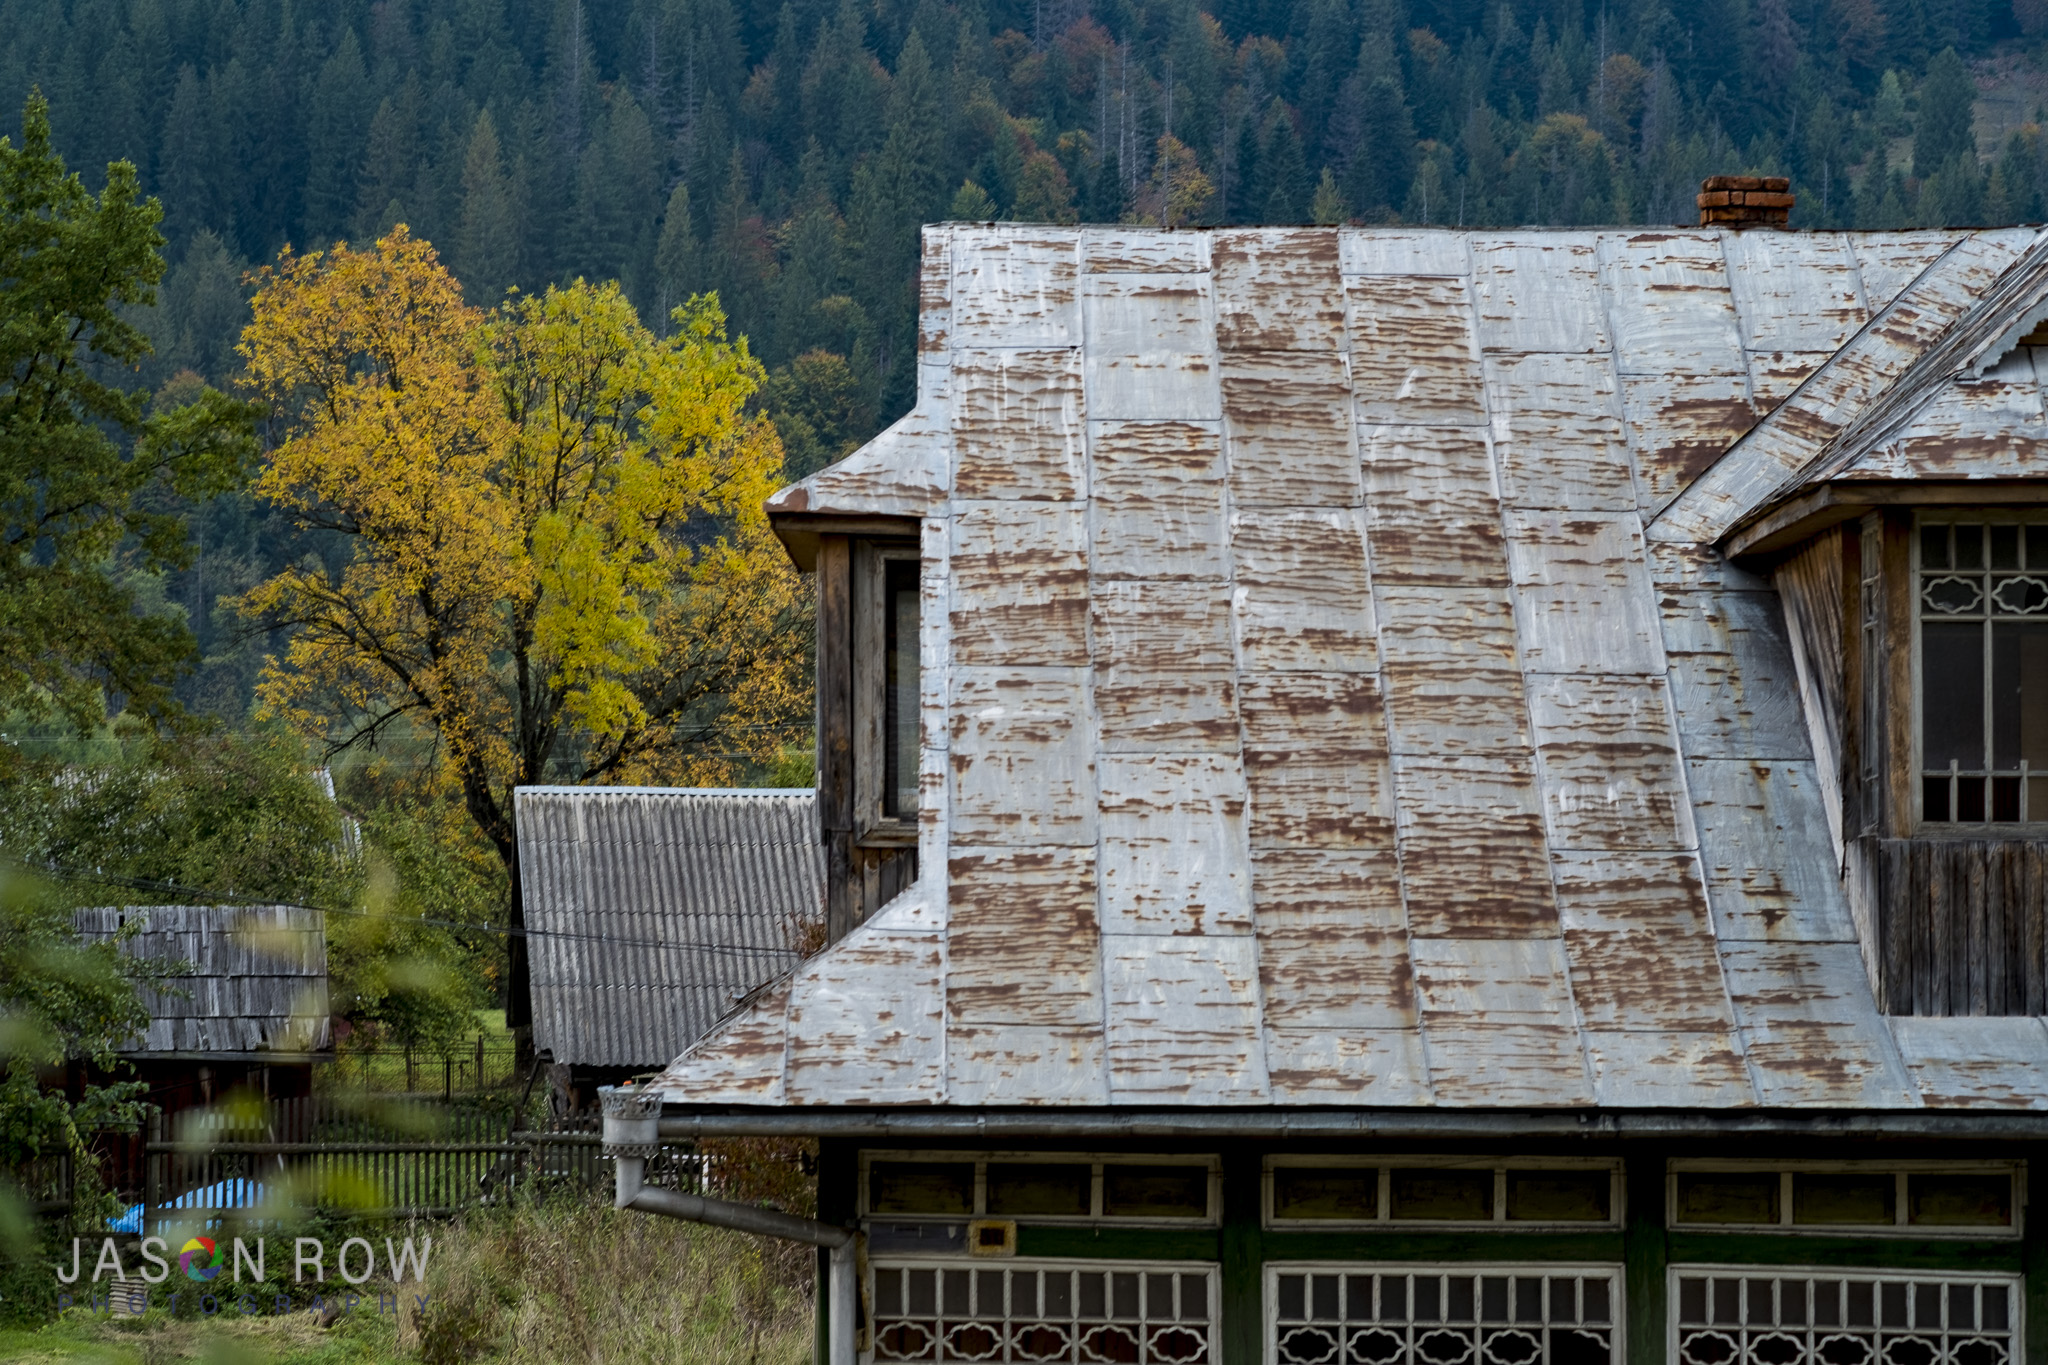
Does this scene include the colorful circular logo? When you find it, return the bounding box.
[178,1236,222,1281]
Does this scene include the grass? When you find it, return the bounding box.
[1,1197,815,1365]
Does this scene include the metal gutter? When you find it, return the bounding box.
[604,1089,856,1365]
[650,1107,2048,1142]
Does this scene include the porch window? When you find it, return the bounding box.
[1671,1269,2018,1365]
[871,1260,1218,1364]
[861,1153,1220,1225]
[1269,1264,1620,1365]
[1917,518,2048,823]
[1668,1162,2017,1235]
[1265,1158,1620,1229]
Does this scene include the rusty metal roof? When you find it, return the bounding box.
[514,787,822,1070]
[659,225,2048,1116]
[75,905,330,1056]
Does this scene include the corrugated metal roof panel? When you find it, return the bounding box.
[512,787,821,1070]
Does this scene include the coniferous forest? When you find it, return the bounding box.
[4,0,2048,719]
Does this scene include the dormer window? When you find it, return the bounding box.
[856,542,921,835]
[1917,516,2048,825]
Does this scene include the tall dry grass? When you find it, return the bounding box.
[405,1196,815,1365]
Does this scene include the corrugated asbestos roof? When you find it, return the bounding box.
[514,787,823,1069]
[652,224,2048,1115]
[75,905,330,1055]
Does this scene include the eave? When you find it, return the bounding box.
[1724,478,2048,562]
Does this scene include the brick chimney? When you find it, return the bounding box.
[1698,175,1793,228]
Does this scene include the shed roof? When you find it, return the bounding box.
[75,904,330,1057]
[654,224,2048,1119]
[514,787,823,1070]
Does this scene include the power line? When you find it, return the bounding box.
[36,864,809,962]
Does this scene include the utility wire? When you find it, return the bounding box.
[36,864,808,962]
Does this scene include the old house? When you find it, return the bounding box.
[513,786,823,1111]
[618,192,2048,1365]
[71,903,328,1122]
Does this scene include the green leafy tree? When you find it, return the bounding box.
[0,92,257,760]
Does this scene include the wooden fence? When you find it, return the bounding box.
[318,1035,524,1096]
[109,1096,708,1236]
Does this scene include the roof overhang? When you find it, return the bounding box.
[768,513,924,573]
[1724,479,2048,562]
[649,1106,2048,1142]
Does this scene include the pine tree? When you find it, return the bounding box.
[457,109,520,303]
[1915,47,1977,178]
[849,29,945,415]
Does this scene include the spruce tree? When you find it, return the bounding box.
[156,65,215,243]
[301,30,371,241]
[653,181,700,331]
[457,109,520,303]
[1262,112,1307,222]
[1914,47,1976,179]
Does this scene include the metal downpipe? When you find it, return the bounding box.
[604,1088,855,1365]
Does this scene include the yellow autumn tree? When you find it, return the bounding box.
[237,227,812,1022]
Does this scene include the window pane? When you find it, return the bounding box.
[1505,1170,1611,1221]
[1991,524,2020,569]
[1924,776,1952,822]
[870,1161,974,1215]
[1923,524,1951,569]
[1273,1167,1379,1220]
[882,559,920,819]
[1101,1166,1208,1219]
[1959,775,1987,822]
[1792,1172,1895,1225]
[1957,524,1984,569]
[1907,1174,2013,1226]
[986,1163,1090,1217]
[1389,1168,1493,1220]
[1992,623,2048,777]
[1674,1172,1780,1224]
[1923,620,1985,770]
[2029,525,2048,568]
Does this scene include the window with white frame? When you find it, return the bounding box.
[1917,517,2048,824]
[1264,1158,1621,1230]
[1672,1267,2019,1365]
[1268,1264,1621,1365]
[870,1260,1218,1364]
[1667,1161,2019,1237]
